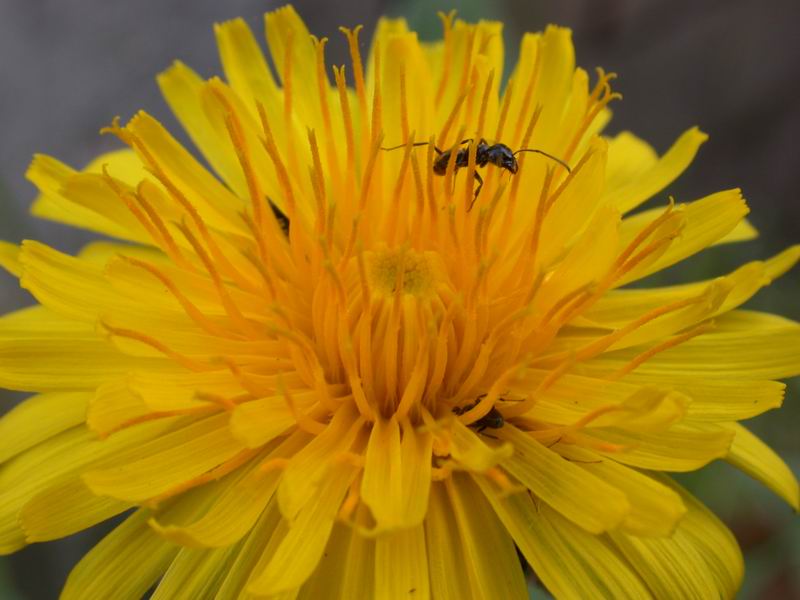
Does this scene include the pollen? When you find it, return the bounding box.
[366,246,440,297]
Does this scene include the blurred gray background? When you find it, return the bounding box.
[1,0,798,598]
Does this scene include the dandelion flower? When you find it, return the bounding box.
[1,5,798,598]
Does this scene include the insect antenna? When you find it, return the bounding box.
[513,148,572,173]
[380,141,433,152]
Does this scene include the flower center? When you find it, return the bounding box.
[367,247,438,298]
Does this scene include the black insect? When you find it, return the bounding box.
[381,138,571,208]
[268,199,290,237]
[452,394,505,432]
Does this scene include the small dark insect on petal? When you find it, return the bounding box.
[452,397,505,431]
[268,199,290,236]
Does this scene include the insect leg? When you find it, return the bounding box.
[468,170,484,211]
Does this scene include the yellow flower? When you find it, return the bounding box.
[1,5,798,598]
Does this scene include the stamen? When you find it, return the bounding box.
[457,356,528,425]
[484,467,519,496]
[194,391,240,411]
[339,25,368,136]
[282,29,295,134]
[313,37,340,187]
[426,299,459,402]
[132,181,193,271]
[511,46,542,145]
[607,321,715,381]
[493,76,515,142]
[176,221,261,339]
[269,325,341,413]
[563,68,621,162]
[100,167,166,253]
[256,102,298,218]
[337,323,377,421]
[395,322,431,421]
[612,200,676,271]
[100,321,212,372]
[260,457,291,473]
[212,86,266,231]
[370,41,383,145]
[124,123,261,294]
[455,29,477,111]
[93,406,215,439]
[119,256,240,339]
[386,136,415,246]
[533,292,712,368]
[409,144,427,248]
[333,65,357,174]
[337,476,362,521]
[434,10,457,105]
[399,63,410,143]
[146,448,260,506]
[502,354,575,418]
[278,376,328,434]
[307,130,328,236]
[436,89,471,150]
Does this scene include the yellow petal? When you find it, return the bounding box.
[512,370,645,423]
[603,127,708,213]
[374,525,430,600]
[150,433,306,548]
[537,202,620,305]
[0,305,168,393]
[83,413,246,502]
[538,139,607,266]
[151,542,241,600]
[277,404,361,521]
[723,423,799,510]
[295,519,358,600]
[61,509,178,600]
[582,245,800,328]
[124,111,246,234]
[247,462,358,596]
[157,60,247,197]
[0,241,21,277]
[0,417,173,553]
[378,29,435,149]
[610,478,743,599]
[587,324,800,380]
[264,5,322,131]
[719,216,758,243]
[681,378,785,421]
[214,498,284,598]
[20,477,130,543]
[618,189,749,285]
[604,131,657,192]
[215,18,279,115]
[529,26,575,147]
[475,476,651,599]
[27,152,149,241]
[19,240,123,322]
[444,474,529,599]
[338,507,377,600]
[229,395,303,448]
[425,482,476,600]
[555,445,686,536]
[361,418,433,531]
[499,424,630,533]
[588,422,733,471]
[200,78,288,211]
[0,391,88,463]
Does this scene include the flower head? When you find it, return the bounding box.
[1,5,798,598]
